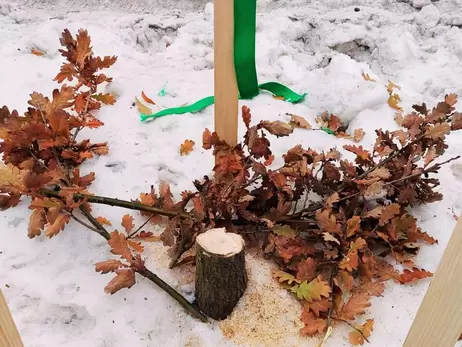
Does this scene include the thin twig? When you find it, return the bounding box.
[71,90,93,142]
[292,200,299,215]
[292,135,426,218]
[385,155,460,186]
[357,134,424,180]
[79,204,207,322]
[127,213,155,239]
[78,205,111,240]
[42,190,207,321]
[326,266,338,328]
[66,211,100,233]
[290,154,460,219]
[219,158,251,200]
[333,317,370,343]
[318,265,338,347]
[29,150,48,170]
[315,163,325,180]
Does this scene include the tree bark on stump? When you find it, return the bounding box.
[195,228,247,320]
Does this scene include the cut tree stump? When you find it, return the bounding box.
[195,228,247,320]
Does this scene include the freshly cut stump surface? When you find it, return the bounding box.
[195,228,247,320]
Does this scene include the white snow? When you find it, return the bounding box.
[1,0,462,346]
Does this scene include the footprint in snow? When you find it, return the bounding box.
[105,161,127,173]
[137,132,149,140]
[8,217,25,228]
[450,163,462,182]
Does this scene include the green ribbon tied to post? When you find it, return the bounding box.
[140,0,306,122]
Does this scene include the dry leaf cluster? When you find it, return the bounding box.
[145,98,460,344]
[1,29,461,345]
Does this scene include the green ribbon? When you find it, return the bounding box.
[140,0,306,122]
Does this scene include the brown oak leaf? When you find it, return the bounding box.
[127,240,144,253]
[366,203,401,226]
[316,209,341,234]
[451,113,462,131]
[95,259,126,274]
[133,231,161,242]
[104,269,136,294]
[180,139,195,156]
[296,258,317,282]
[92,93,115,105]
[45,214,70,238]
[334,270,354,292]
[289,114,312,129]
[305,298,331,317]
[353,128,365,142]
[397,267,432,284]
[346,216,361,237]
[121,214,135,233]
[343,145,372,164]
[261,120,293,137]
[354,281,385,297]
[135,97,152,115]
[141,91,156,105]
[349,319,374,345]
[364,181,385,198]
[242,106,251,128]
[96,216,112,226]
[202,128,212,149]
[28,208,46,238]
[368,167,391,179]
[340,251,359,272]
[327,114,342,132]
[325,192,340,210]
[340,291,372,320]
[273,270,299,285]
[424,122,451,140]
[444,93,457,107]
[108,231,133,262]
[300,309,327,336]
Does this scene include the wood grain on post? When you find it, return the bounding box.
[214,0,239,146]
[0,290,24,347]
[403,217,462,347]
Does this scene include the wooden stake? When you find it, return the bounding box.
[214,0,239,146]
[403,217,462,347]
[0,290,24,347]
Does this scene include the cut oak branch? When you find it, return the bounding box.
[39,190,207,322]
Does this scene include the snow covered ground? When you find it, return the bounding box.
[1,0,462,346]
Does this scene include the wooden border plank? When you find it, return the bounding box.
[403,217,462,347]
[214,0,239,146]
[0,289,24,347]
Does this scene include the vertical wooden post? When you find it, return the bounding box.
[0,290,24,347]
[214,0,239,146]
[403,217,462,347]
